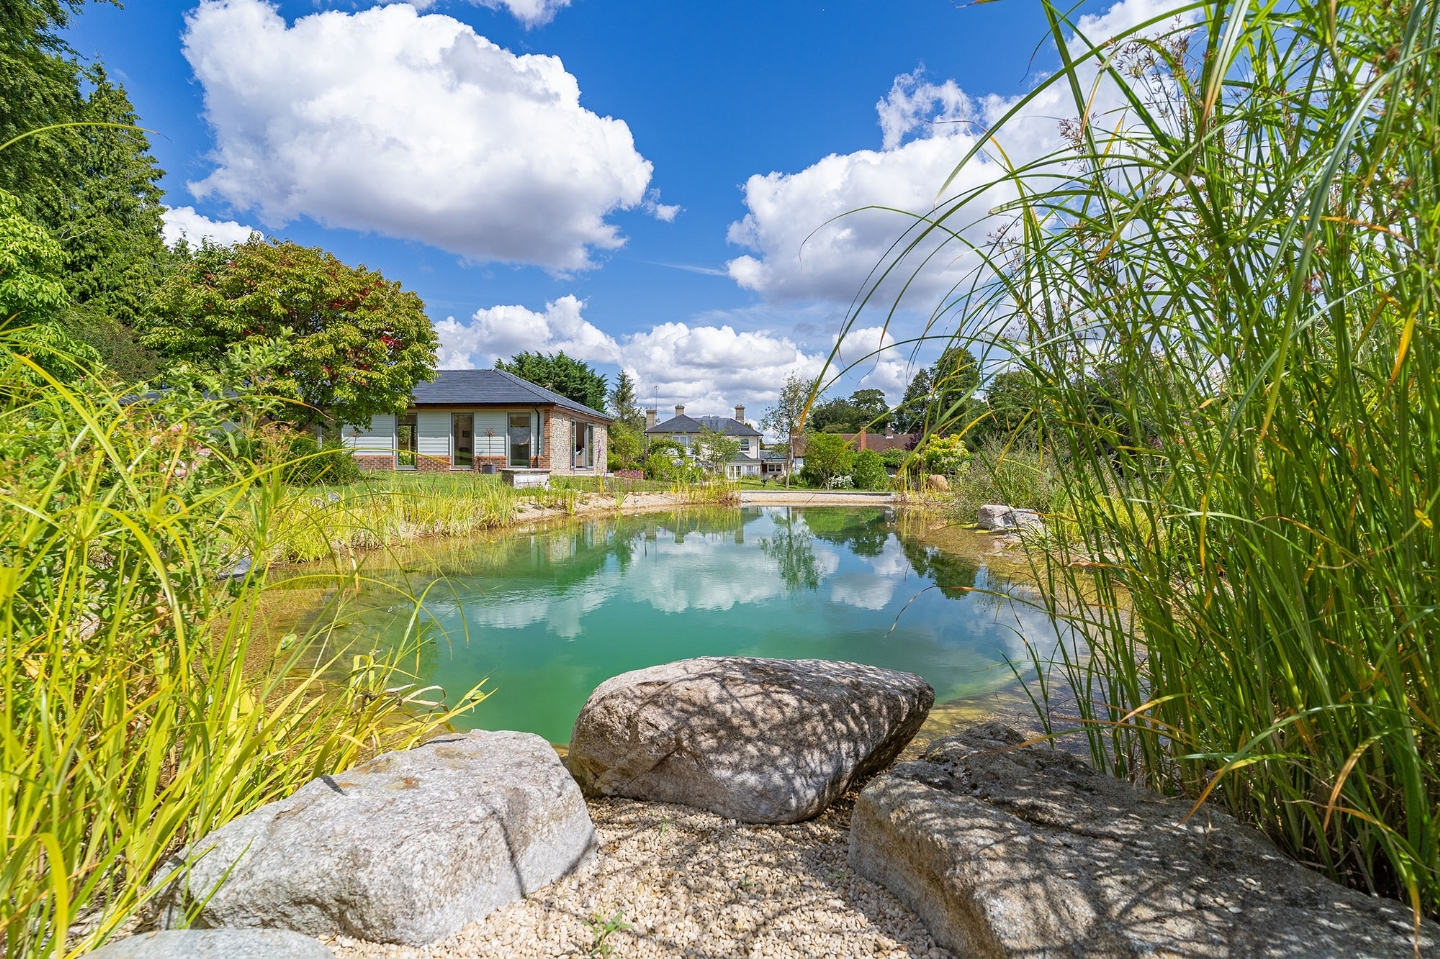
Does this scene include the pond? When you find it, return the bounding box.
[292,507,1061,744]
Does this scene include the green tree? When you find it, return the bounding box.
[850,448,889,490]
[809,387,892,433]
[761,371,811,487]
[894,346,980,435]
[142,237,437,429]
[695,424,741,475]
[607,370,644,432]
[607,423,641,470]
[1,3,170,376]
[0,187,98,384]
[799,432,854,488]
[977,369,1039,443]
[496,350,607,412]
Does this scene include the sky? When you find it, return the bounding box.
[65,0,1167,419]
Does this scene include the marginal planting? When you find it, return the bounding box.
[0,351,485,958]
[853,0,1440,921]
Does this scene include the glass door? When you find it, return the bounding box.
[397,413,417,469]
[572,420,593,469]
[452,413,473,470]
[508,412,532,467]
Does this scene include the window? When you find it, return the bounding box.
[508,412,532,467]
[452,413,474,469]
[573,420,594,469]
[397,413,417,469]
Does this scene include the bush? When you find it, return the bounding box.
[798,432,854,488]
[851,448,889,490]
[919,433,970,475]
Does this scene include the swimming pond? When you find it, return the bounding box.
[292,507,1059,743]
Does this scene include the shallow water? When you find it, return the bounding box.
[293,507,1060,743]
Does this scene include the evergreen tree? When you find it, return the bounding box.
[0,1,170,379]
[607,370,644,432]
[496,350,607,412]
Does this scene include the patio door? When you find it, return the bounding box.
[452,413,473,470]
[508,412,532,467]
[397,413,417,469]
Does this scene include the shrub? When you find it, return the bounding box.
[798,432,854,488]
[919,433,970,475]
[850,448,889,490]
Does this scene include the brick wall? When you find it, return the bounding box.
[417,453,450,472]
[355,455,395,471]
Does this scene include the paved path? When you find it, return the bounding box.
[739,490,897,506]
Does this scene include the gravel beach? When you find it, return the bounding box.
[327,792,950,959]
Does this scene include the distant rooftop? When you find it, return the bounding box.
[411,369,611,420]
[645,413,761,438]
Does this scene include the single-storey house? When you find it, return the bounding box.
[644,404,764,478]
[340,369,611,475]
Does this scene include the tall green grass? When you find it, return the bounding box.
[851,0,1440,921]
[0,351,485,957]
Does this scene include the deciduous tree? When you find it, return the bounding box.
[761,371,811,488]
[142,238,437,429]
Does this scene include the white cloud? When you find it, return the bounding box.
[726,0,1190,304]
[405,0,570,27]
[434,296,828,417]
[182,0,669,272]
[160,206,256,248]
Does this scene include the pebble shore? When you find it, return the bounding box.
[327,793,950,959]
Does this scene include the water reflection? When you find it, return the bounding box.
[294,507,1060,743]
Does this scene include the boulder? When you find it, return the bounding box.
[926,474,951,492]
[154,730,597,946]
[850,722,1440,958]
[976,504,1042,532]
[86,929,332,959]
[569,657,933,824]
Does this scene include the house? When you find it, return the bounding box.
[340,369,611,476]
[644,404,764,478]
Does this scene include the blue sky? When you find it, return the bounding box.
[66,0,1148,417]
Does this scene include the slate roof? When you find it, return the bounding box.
[645,414,761,438]
[410,369,611,420]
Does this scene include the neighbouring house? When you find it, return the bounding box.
[340,369,611,476]
[791,427,920,459]
[644,404,764,478]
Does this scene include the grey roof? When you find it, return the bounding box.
[645,414,761,438]
[411,369,611,420]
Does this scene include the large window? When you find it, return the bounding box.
[508,412,532,467]
[397,413,417,469]
[573,420,594,470]
[452,413,474,470]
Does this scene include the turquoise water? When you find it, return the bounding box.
[316,507,1058,743]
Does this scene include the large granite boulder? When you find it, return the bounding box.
[154,730,597,946]
[850,722,1439,958]
[87,930,332,959]
[977,504,1043,532]
[569,657,933,824]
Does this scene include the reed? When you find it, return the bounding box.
[851,0,1440,920]
[0,352,484,957]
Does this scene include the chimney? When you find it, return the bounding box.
[885,424,894,438]
[645,408,657,430]
[734,405,745,423]
[675,404,686,418]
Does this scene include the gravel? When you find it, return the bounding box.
[327,791,951,959]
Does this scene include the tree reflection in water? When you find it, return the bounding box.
[758,510,822,592]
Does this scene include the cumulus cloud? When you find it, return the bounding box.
[182,0,668,271]
[726,0,1190,303]
[160,206,256,248]
[409,0,571,28]
[434,296,829,416]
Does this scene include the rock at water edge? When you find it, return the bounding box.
[155,730,598,946]
[569,656,933,824]
[86,929,333,959]
[976,504,1042,532]
[849,722,1439,958]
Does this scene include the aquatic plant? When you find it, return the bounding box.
[849,0,1440,921]
[0,350,483,957]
